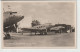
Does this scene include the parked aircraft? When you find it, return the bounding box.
[21,23,74,35]
[3,11,24,39]
[21,23,52,35]
[50,24,72,33]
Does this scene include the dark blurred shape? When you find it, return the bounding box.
[50,24,74,33]
[31,20,40,27]
[3,11,24,32]
[4,32,11,40]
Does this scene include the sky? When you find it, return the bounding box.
[3,1,76,28]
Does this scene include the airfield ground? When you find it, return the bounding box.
[3,32,76,48]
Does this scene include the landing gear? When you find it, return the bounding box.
[35,31,36,35]
[40,32,43,35]
[40,31,47,35]
[4,32,11,40]
[44,32,47,35]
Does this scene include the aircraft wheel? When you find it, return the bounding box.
[4,34,11,40]
[40,32,43,35]
[44,32,47,35]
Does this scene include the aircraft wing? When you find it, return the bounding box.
[21,24,48,32]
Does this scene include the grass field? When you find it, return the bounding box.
[3,32,76,48]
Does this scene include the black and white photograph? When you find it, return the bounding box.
[2,1,76,48]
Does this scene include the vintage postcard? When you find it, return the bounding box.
[2,1,76,49]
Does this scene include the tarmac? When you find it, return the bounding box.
[3,32,76,48]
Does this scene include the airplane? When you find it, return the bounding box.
[50,24,72,33]
[3,11,24,39]
[21,23,73,35]
[50,26,65,33]
[21,23,52,35]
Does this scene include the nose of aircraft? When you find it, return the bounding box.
[21,16,24,19]
[20,16,24,20]
[18,16,24,22]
